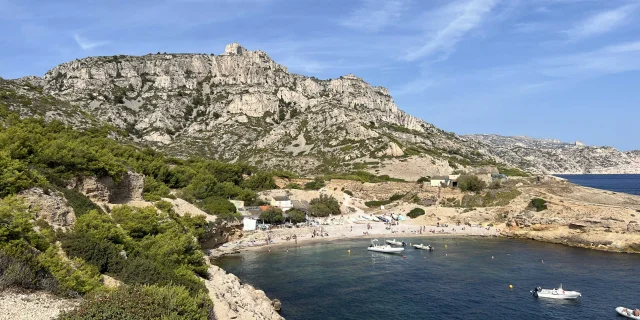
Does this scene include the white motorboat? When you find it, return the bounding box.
[616,307,640,319]
[368,239,404,254]
[531,285,581,300]
[385,239,404,246]
[413,244,433,251]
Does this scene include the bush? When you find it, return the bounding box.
[407,208,426,218]
[417,176,430,183]
[304,177,325,190]
[458,175,486,192]
[343,190,354,197]
[364,193,404,208]
[287,209,306,223]
[60,233,125,274]
[38,247,102,296]
[529,198,547,212]
[241,172,277,191]
[58,284,213,320]
[284,183,302,189]
[111,206,161,239]
[57,187,103,217]
[309,195,340,217]
[200,196,236,216]
[260,207,285,224]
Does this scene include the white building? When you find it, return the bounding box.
[242,217,257,231]
[270,196,293,211]
[430,176,449,187]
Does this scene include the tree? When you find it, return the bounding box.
[458,175,486,192]
[407,207,425,218]
[287,209,306,223]
[308,195,340,217]
[241,172,277,191]
[529,198,547,212]
[200,197,236,216]
[304,176,325,190]
[260,207,284,224]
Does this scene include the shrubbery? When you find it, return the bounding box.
[458,175,487,192]
[364,193,405,208]
[309,195,341,217]
[407,208,426,218]
[260,207,285,224]
[304,177,325,190]
[58,284,213,320]
[284,183,302,189]
[287,209,306,223]
[529,198,547,211]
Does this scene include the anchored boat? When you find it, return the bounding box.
[616,307,640,319]
[385,239,404,246]
[531,285,581,300]
[413,244,434,251]
[368,239,404,254]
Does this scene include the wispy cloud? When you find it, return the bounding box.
[402,0,499,61]
[539,40,640,78]
[341,0,407,32]
[565,3,638,40]
[73,34,109,50]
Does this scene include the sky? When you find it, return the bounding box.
[1,0,639,150]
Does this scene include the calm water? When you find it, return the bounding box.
[556,174,640,195]
[216,238,640,320]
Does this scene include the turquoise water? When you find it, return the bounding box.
[216,237,640,320]
[557,174,640,195]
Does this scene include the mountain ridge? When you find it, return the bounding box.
[2,43,638,176]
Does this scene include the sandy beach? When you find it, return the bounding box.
[212,220,501,257]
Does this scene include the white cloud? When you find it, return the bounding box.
[538,40,640,78]
[341,0,407,32]
[73,34,109,50]
[402,0,499,61]
[565,4,638,40]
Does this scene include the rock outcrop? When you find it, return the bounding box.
[0,290,79,320]
[18,188,76,228]
[68,171,144,203]
[205,265,283,320]
[467,134,640,174]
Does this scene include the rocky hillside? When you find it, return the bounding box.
[2,42,638,175]
[3,43,493,175]
[467,134,640,174]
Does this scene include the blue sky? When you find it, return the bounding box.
[1,0,639,150]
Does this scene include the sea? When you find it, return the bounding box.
[216,238,640,320]
[216,175,640,319]
[556,174,640,196]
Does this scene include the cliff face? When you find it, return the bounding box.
[3,43,638,175]
[25,43,488,174]
[467,134,640,174]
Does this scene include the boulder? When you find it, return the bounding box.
[627,221,640,233]
[18,188,76,229]
[69,171,144,203]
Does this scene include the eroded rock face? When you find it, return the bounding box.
[206,265,283,320]
[69,171,144,203]
[18,188,76,229]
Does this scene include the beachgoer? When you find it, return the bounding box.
[634,309,639,317]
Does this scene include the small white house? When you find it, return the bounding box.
[242,217,257,231]
[430,176,449,187]
[270,196,293,211]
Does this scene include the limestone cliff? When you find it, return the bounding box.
[467,134,640,174]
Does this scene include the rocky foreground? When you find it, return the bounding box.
[0,290,78,320]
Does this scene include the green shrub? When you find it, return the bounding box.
[260,207,285,224]
[287,209,306,223]
[458,175,486,192]
[60,233,125,274]
[343,190,354,197]
[38,247,102,296]
[529,198,547,212]
[111,206,161,239]
[407,208,426,218]
[309,195,340,217]
[241,172,277,191]
[200,196,236,216]
[417,176,430,183]
[58,284,213,320]
[57,187,103,217]
[304,176,325,190]
[284,183,302,189]
[364,193,405,208]
[498,167,529,177]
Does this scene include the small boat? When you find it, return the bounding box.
[531,285,581,300]
[391,214,399,221]
[377,216,389,223]
[370,216,380,222]
[368,239,404,254]
[413,244,433,251]
[616,307,640,319]
[385,239,404,246]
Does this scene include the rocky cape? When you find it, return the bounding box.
[2,43,638,175]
